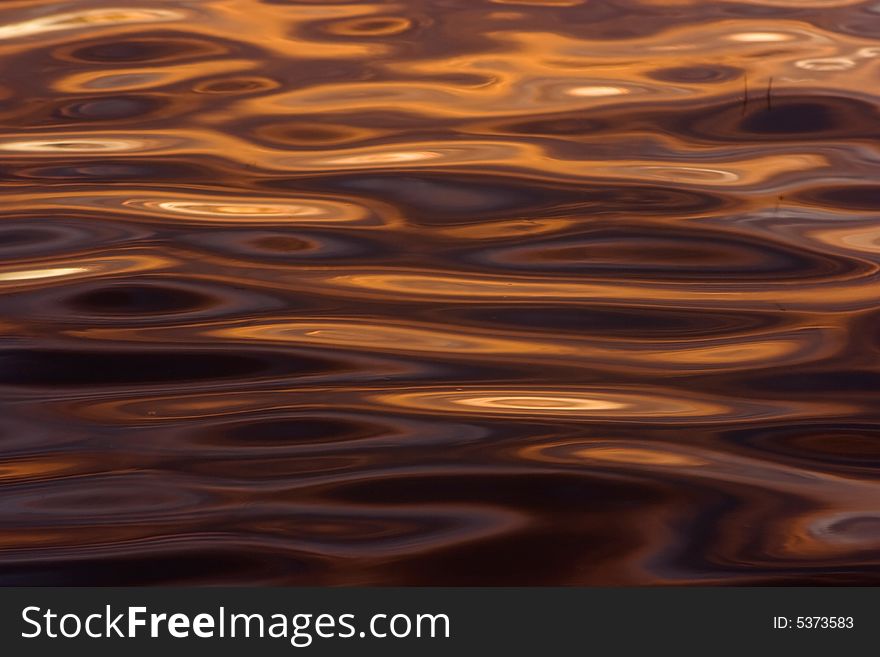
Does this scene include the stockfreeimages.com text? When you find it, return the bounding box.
[22,605,451,647]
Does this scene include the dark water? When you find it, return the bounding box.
[1,0,880,585]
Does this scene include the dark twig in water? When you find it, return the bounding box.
[767,77,773,111]
[742,73,749,115]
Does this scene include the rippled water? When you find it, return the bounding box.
[1,0,880,585]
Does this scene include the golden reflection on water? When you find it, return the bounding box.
[1,0,879,585]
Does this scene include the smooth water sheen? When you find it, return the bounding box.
[1,0,879,585]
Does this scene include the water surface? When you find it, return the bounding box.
[1,0,880,585]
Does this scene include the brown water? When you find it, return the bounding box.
[1,0,879,585]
